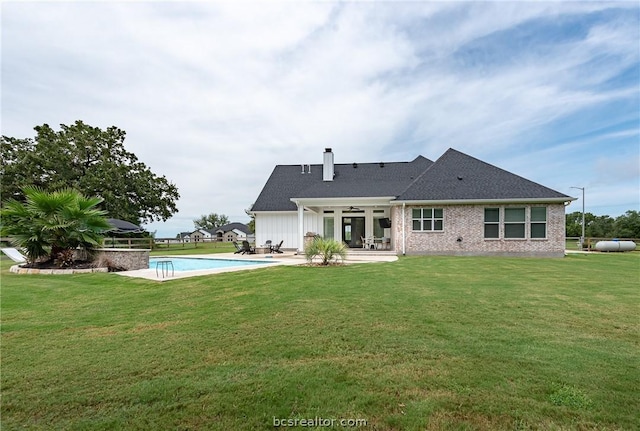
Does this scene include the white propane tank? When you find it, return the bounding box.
[594,240,637,252]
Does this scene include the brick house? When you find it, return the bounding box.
[182,223,251,243]
[213,223,251,242]
[250,148,575,257]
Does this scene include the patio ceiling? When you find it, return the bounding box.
[290,196,394,212]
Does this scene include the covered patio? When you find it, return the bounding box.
[291,197,394,251]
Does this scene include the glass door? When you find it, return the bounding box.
[342,217,365,248]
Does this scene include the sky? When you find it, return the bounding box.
[2,1,638,237]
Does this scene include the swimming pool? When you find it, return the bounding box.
[149,257,275,272]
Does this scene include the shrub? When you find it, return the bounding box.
[304,237,347,265]
[0,187,110,266]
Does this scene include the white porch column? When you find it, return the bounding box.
[402,203,406,255]
[297,201,305,253]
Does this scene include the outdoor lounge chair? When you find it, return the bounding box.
[240,241,256,255]
[1,247,27,263]
[232,241,244,254]
[270,240,284,254]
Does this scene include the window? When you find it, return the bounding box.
[412,208,443,231]
[373,219,384,238]
[530,207,547,239]
[323,216,334,240]
[484,208,500,238]
[373,210,385,238]
[504,208,525,238]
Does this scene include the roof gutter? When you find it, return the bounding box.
[392,197,576,205]
[290,196,396,206]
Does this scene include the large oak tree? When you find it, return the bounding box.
[1,121,179,225]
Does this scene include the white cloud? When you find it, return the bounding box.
[2,1,638,235]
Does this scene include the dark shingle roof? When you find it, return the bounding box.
[252,149,571,211]
[396,148,571,201]
[213,222,251,234]
[252,156,433,211]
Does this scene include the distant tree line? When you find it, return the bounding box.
[193,213,229,231]
[191,210,256,233]
[566,210,640,239]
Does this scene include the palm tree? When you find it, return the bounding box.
[304,237,347,265]
[1,187,111,266]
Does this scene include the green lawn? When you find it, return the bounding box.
[1,253,638,430]
[150,241,236,256]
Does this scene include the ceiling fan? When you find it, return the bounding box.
[347,206,361,211]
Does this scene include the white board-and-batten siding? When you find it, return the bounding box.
[254,212,320,250]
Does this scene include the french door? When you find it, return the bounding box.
[342,217,365,248]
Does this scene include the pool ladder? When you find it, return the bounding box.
[155,260,174,278]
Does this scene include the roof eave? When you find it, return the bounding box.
[250,210,298,215]
[289,196,396,207]
[392,197,576,205]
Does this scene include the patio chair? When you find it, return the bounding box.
[241,241,256,255]
[1,247,27,263]
[360,237,374,249]
[270,240,284,254]
[232,241,243,254]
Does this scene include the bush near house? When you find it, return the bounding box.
[304,237,348,265]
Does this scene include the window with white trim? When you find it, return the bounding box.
[412,208,443,231]
[484,208,500,238]
[504,208,525,239]
[373,210,385,238]
[530,207,547,239]
[323,211,334,240]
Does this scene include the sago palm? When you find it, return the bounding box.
[1,187,111,266]
[304,237,347,265]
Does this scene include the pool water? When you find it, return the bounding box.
[149,257,274,272]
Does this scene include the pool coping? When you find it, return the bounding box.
[116,253,295,281]
[116,252,397,281]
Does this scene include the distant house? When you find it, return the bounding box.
[181,223,251,243]
[189,229,214,242]
[250,148,575,257]
[213,223,251,242]
[178,232,192,242]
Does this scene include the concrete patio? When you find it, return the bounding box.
[117,251,398,281]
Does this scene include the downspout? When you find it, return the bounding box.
[402,202,406,255]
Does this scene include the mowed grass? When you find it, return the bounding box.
[1,253,638,430]
[150,241,237,256]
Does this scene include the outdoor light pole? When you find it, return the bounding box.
[571,186,585,248]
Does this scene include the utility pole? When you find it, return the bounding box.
[571,187,585,249]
